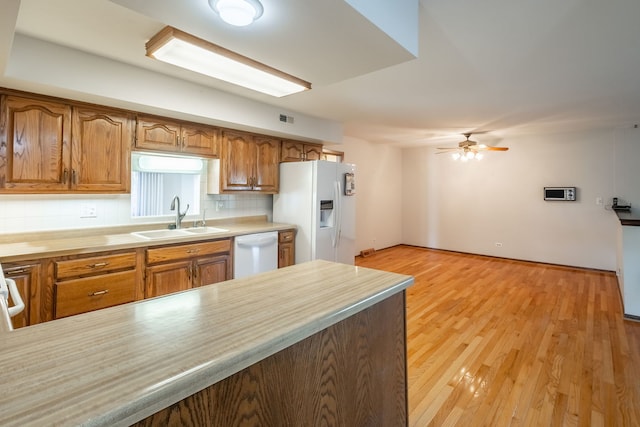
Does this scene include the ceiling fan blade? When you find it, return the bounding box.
[436,147,459,151]
[483,146,509,151]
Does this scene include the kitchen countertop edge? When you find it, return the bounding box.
[0,216,295,262]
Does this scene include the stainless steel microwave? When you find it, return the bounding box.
[544,187,576,201]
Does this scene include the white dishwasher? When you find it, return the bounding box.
[234,231,279,279]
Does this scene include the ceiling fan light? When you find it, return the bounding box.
[210,0,264,27]
[466,151,475,159]
[452,152,461,160]
[476,153,484,160]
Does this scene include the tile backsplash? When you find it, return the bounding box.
[0,193,273,234]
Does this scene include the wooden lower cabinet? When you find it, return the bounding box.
[194,255,231,287]
[145,261,192,298]
[55,270,137,318]
[2,262,41,329]
[145,239,232,298]
[52,250,140,319]
[278,229,295,268]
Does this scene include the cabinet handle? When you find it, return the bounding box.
[186,249,200,254]
[72,169,77,184]
[89,290,109,297]
[188,265,193,281]
[5,268,28,275]
[87,262,109,269]
[63,168,69,184]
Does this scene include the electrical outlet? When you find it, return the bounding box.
[80,203,97,218]
[596,197,603,205]
[216,201,224,212]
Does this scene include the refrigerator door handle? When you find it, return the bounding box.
[336,180,342,243]
[332,181,340,248]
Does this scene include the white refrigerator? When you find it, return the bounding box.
[273,160,356,265]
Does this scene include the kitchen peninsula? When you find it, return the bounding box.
[0,260,413,426]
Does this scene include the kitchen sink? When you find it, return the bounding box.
[131,229,191,239]
[131,227,229,240]
[183,227,228,235]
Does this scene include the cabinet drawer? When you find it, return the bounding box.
[54,270,136,318]
[56,252,136,279]
[279,230,295,243]
[146,239,231,264]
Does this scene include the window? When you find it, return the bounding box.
[131,153,202,217]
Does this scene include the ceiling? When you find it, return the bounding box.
[5,0,640,147]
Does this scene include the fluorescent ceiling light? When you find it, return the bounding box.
[209,0,264,27]
[146,26,311,97]
[135,153,203,173]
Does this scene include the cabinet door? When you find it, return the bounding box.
[278,230,295,268]
[145,260,192,298]
[182,124,220,157]
[0,96,71,192]
[278,243,295,268]
[280,140,304,162]
[221,130,254,191]
[194,255,232,287]
[3,263,40,328]
[135,116,181,152]
[304,144,323,161]
[71,107,133,192]
[253,136,280,192]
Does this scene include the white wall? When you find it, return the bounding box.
[326,136,403,253]
[401,128,638,271]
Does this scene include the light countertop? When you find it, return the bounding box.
[0,260,413,426]
[0,216,293,262]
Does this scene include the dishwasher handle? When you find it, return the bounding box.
[236,234,278,248]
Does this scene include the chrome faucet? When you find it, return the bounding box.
[170,195,189,229]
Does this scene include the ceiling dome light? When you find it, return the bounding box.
[209,0,264,27]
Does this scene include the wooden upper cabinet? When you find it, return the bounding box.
[182,124,220,157]
[135,117,180,152]
[0,95,72,192]
[304,144,323,161]
[0,95,132,193]
[136,115,220,158]
[221,130,253,191]
[221,130,279,193]
[280,140,323,162]
[71,107,132,192]
[253,136,280,192]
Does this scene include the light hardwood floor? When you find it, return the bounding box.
[356,245,640,427]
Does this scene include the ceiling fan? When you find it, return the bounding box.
[436,133,508,161]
